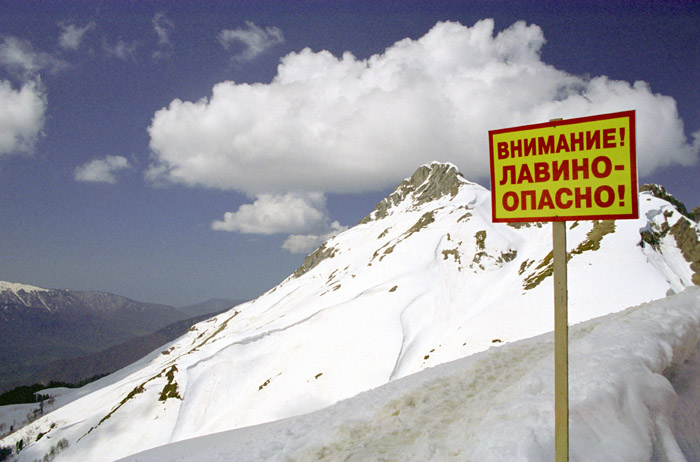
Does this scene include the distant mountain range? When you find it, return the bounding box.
[1,162,699,462]
[0,282,241,392]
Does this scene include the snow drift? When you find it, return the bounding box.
[118,287,700,461]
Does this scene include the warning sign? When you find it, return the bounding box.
[489,110,638,223]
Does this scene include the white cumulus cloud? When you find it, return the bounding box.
[74,155,130,183]
[211,192,330,235]
[217,21,284,61]
[0,79,46,156]
[148,19,699,197]
[58,21,96,50]
[0,36,57,159]
[282,221,348,254]
[212,193,349,253]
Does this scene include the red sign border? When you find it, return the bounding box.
[489,110,638,223]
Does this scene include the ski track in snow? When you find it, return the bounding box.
[388,294,431,381]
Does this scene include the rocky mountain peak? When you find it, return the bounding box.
[293,162,469,279]
[359,162,468,224]
[640,184,695,221]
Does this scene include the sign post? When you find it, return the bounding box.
[552,219,568,460]
[488,111,638,461]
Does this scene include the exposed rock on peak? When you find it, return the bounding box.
[359,162,468,224]
[667,218,700,286]
[293,162,470,278]
[638,185,700,285]
[292,242,339,278]
[640,184,693,220]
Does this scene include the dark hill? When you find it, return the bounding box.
[0,284,238,392]
[21,309,233,387]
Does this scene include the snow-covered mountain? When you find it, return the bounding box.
[0,283,191,392]
[2,162,698,462]
[0,283,236,392]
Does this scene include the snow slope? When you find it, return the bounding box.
[118,287,700,462]
[0,282,50,310]
[2,162,698,462]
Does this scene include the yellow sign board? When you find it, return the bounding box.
[489,111,638,222]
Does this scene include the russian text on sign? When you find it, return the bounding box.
[496,127,623,158]
[489,110,637,222]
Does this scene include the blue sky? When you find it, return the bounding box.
[0,1,698,306]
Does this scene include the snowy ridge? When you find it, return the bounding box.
[1,162,699,462]
[0,281,49,293]
[0,281,51,304]
[0,281,50,307]
[118,287,700,461]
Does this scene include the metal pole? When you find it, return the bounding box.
[553,220,569,461]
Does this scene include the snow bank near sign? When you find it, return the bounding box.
[119,287,700,462]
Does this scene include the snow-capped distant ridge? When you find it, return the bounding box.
[0,281,50,293]
[3,162,700,462]
[0,281,52,312]
[0,283,196,393]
